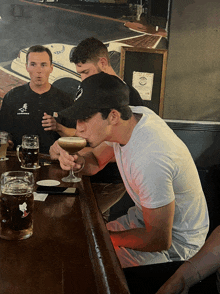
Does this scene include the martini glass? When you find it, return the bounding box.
[58,137,87,183]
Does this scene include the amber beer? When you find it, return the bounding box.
[0,171,34,240]
[0,131,9,161]
[58,137,87,154]
[0,143,7,160]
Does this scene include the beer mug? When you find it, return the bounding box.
[0,131,9,161]
[17,135,40,169]
[0,171,34,240]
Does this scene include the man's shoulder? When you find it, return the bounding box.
[4,84,29,101]
[6,83,29,94]
[50,85,74,99]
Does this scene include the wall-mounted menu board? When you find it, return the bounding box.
[120,47,168,117]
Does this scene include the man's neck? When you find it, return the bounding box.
[112,114,142,146]
[105,66,117,77]
[29,82,51,94]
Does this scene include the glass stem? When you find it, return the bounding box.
[70,168,75,177]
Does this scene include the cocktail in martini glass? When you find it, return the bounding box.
[58,137,87,183]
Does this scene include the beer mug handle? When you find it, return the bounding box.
[16,145,22,162]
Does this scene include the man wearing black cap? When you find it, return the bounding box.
[58,72,209,269]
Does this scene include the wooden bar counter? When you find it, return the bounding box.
[0,152,130,294]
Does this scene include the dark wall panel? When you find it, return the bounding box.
[167,121,220,168]
[164,0,220,122]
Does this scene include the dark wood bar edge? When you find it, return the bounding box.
[79,176,130,294]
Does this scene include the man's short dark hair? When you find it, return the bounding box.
[100,106,132,121]
[26,45,53,64]
[70,37,110,65]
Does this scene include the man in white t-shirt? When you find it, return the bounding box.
[57,72,209,268]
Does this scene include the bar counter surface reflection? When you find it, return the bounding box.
[0,151,130,294]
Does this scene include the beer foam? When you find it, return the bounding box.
[2,180,32,195]
[22,145,39,149]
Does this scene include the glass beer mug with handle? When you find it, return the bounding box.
[17,135,40,169]
[0,171,34,240]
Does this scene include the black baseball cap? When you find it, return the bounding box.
[58,72,130,121]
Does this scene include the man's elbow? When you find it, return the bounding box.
[153,233,172,251]
[160,235,172,251]
[138,235,172,252]
[163,239,172,251]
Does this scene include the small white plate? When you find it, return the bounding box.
[36,180,60,186]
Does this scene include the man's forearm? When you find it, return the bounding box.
[184,226,220,285]
[109,228,171,252]
[79,150,103,176]
[78,145,114,176]
[56,123,76,137]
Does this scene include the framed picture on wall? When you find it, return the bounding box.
[120,47,168,117]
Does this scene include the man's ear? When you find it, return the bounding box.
[108,109,120,125]
[98,57,108,70]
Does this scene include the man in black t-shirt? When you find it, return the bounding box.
[0,45,74,153]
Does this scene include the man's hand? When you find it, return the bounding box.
[50,141,84,170]
[42,112,77,137]
[59,148,84,171]
[7,140,14,150]
[49,140,62,160]
[155,271,189,294]
[42,112,57,131]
